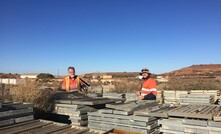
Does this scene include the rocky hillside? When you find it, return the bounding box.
[163,64,221,77]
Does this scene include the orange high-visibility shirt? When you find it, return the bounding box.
[141,78,157,96]
[62,76,82,91]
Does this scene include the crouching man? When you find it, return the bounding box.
[136,68,157,100]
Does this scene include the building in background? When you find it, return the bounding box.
[156,76,169,82]
[101,75,112,79]
[0,78,25,85]
[20,74,39,79]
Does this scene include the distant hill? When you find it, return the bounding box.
[162,64,221,77]
[83,72,140,78]
[0,73,20,78]
[83,71,158,78]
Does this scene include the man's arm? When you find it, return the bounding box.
[61,78,66,91]
[136,85,143,99]
[78,78,88,92]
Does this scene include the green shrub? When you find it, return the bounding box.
[37,73,55,79]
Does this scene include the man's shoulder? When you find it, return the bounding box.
[148,78,156,82]
[74,75,80,79]
[63,76,69,80]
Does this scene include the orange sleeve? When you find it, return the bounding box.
[61,78,66,90]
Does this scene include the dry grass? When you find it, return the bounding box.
[1,80,58,113]
[5,81,36,102]
[158,78,221,91]
[110,78,142,93]
[33,90,55,113]
[1,77,220,113]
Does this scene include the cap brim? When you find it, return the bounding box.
[140,72,151,75]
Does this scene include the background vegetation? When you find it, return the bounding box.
[37,73,55,79]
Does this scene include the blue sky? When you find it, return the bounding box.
[0,0,221,75]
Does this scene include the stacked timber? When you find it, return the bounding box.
[88,101,160,134]
[156,91,163,104]
[179,94,215,104]
[0,102,34,127]
[163,90,188,104]
[159,118,221,134]
[163,90,176,104]
[190,90,220,101]
[173,90,189,104]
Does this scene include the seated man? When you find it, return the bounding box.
[62,66,85,92]
[136,68,157,100]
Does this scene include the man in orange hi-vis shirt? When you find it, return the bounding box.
[136,68,157,100]
[62,67,86,92]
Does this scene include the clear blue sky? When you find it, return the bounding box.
[0,0,221,75]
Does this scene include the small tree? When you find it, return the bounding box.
[37,73,55,79]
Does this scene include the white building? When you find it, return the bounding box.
[20,74,39,79]
[0,78,25,85]
[156,77,169,82]
[101,75,112,79]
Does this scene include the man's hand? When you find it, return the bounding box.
[83,86,88,92]
[138,95,144,100]
[136,91,141,96]
[82,86,88,93]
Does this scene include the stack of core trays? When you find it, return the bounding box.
[159,118,221,134]
[54,103,96,126]
[0,102,34,127]
[88,110,160,134]
[87,101,160,134]
[179,94,215,104]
